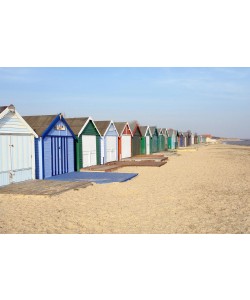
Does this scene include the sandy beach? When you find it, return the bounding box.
[0,143,249,234]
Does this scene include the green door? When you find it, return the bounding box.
[141,137,146,155]
[168,137,172,149]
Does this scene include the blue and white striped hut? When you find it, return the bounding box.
[23,114,76,179]
[0,105,38,187]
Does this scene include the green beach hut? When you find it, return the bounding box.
[162,128,168,150]
[150,126,159,153]
[157,128,165,152]
[140,126,152,155]
[129,121,143,156]
[66,117,101,171]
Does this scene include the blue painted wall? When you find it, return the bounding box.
[67,137,74,172]
[43,136,52,178]
[34,117,75,179]
[35,138,43,179]
[47,120,73,137]
[105,123,118,136]
[102,123,119,164]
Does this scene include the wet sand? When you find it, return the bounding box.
[0,143,249,233]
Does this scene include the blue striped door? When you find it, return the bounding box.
[51,137,68,176]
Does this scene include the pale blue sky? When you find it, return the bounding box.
[0,67,249,138]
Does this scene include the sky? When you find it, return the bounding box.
[0,67,249,138]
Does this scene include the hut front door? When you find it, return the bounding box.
[51,137,68,176]
[121,135,131,159]
[10,135,33,183]
[0,135,33,186]
[106,136,117,162]
[146,136,150,154]
[82,135,97,167]
[152,135,158,153]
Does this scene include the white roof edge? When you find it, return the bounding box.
[147,126,153,137]
[0,106,38,138]
[103,120,119,137]
[77,117,102,137]
[0,106,9,119]
[126,122,133,137]
[77,117,90,137]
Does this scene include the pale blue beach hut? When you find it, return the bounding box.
[95,121,119,164]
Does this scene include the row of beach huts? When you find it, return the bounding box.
[0,105,208,187]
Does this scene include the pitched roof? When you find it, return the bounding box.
[167,128,174,135]
[129,121,137,133]
[140,125,153,137]
[162,128,167,135]
[157,128,163,135]
[95,121,112,136]
[129,121,142,136]
[150,126,157,135]
[23,115,58,136]
[65,117,89,135]
[0,106,8,114]
[140,126,148,136]
[114,122,127,136]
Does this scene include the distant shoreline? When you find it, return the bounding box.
[223,139,250,146]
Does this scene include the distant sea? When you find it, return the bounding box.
[224,139,250,146]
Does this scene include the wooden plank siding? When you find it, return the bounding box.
[77,120,101,171]
[0,105,37,187]
[132,127,141,156]
[24,115,76,179]
[150,127,159,153]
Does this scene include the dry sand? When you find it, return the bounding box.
[0,143,249,234]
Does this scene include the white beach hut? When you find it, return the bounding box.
[0,105,38,187]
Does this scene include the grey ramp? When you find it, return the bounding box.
[46,172,138,184]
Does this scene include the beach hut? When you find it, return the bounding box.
[167,129,179,149]
[140,126,152,155]
[186,130,194,146]
[177,131,181,147]
[95,121,119,164]
[66,117,101,171]
[162,129,168,150]
[194,133,198,144]
[167,129,175,149]
[157,128,165,152]
[198,135,204,143]
[0,105,38,187]
[178,131,185,147]
[184,132,188,147]
[191,132,195,145]
[150,126,159,153]
[129,121,143,156]
[114,122,132,160]
[175,130,179,148]
[23,114,75,179]
[186,131,191,146]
